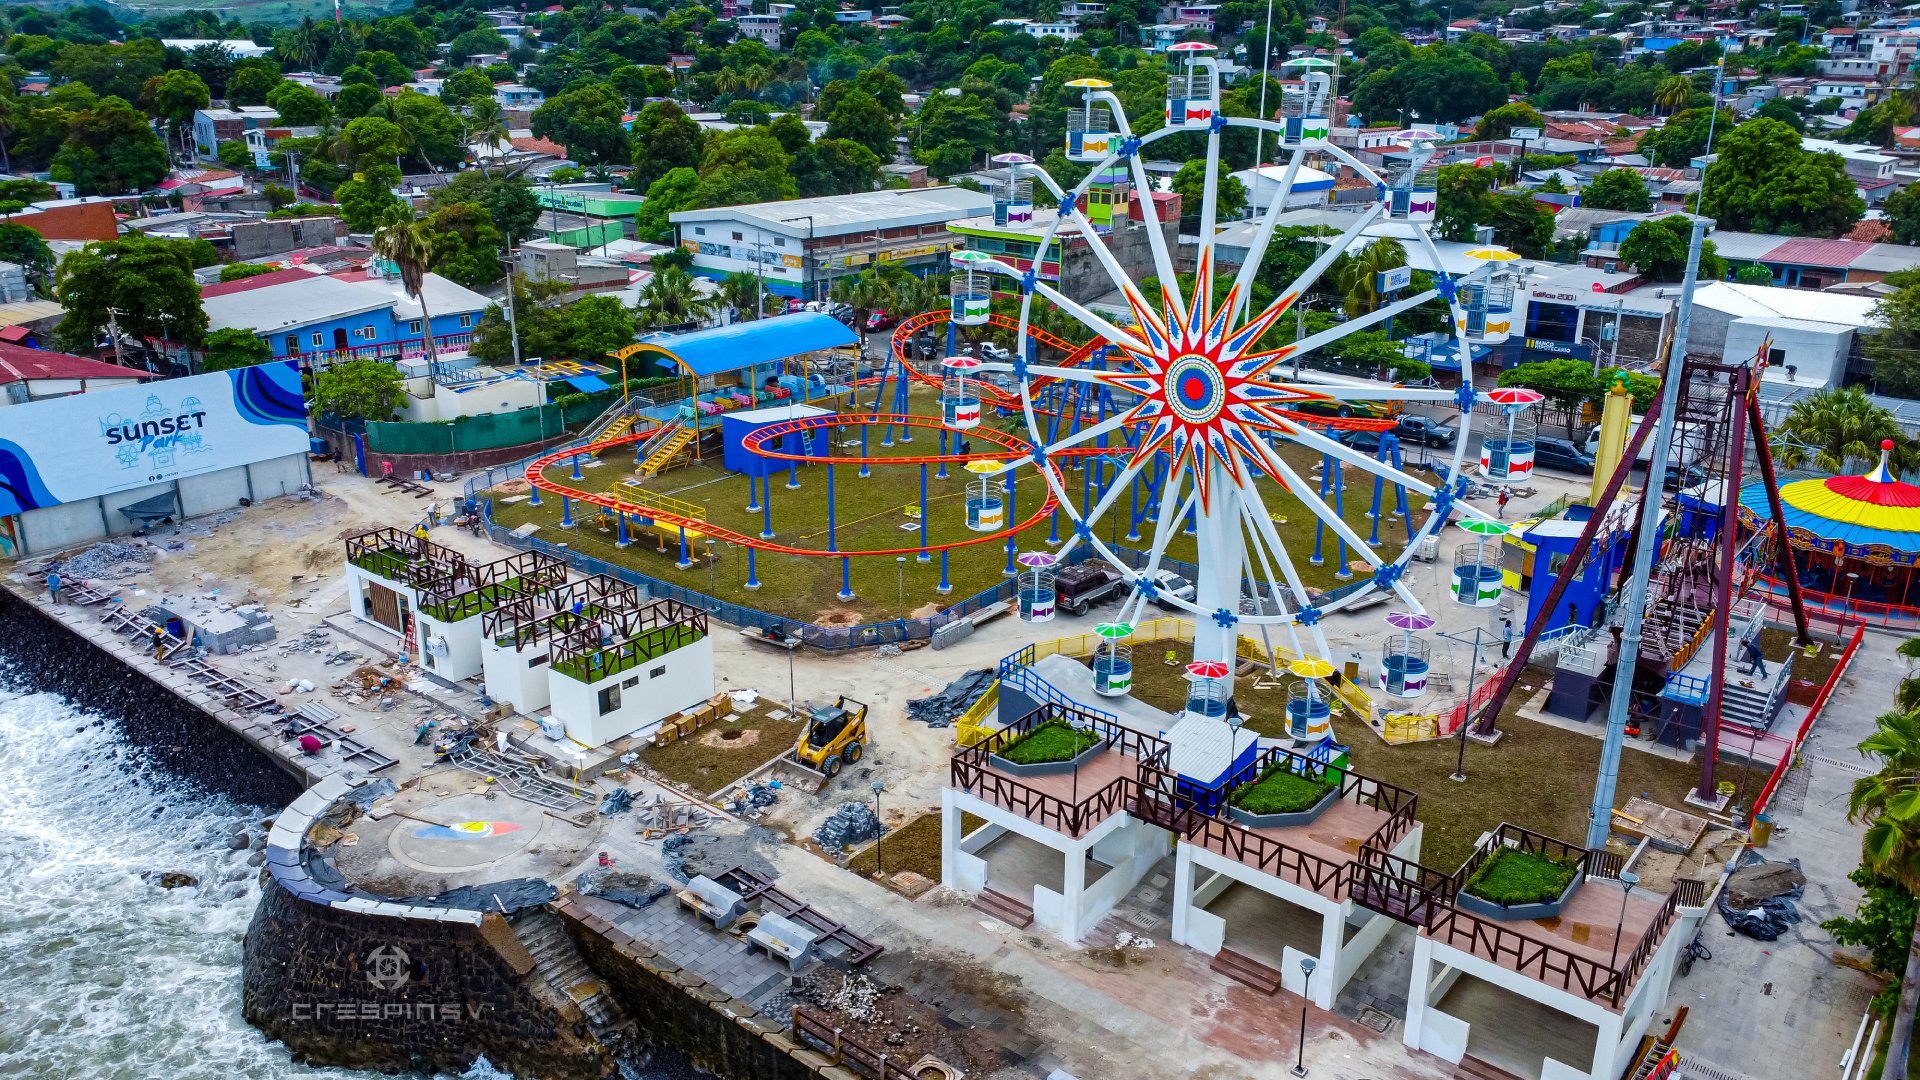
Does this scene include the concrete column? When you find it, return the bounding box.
[1404,935,1434,1054]
[1171,842,1195,945]
[1589,1010,1630,1080]
[939,789,963,892]
[1061,839,1088,942]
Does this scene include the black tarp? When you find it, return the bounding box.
[907,668,994,727]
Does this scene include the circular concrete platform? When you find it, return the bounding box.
[388,792,547,874]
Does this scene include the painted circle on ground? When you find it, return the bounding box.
[1165,353,1226,425]
[388,793,545,873]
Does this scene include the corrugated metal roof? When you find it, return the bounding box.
[1853,243,1920,273]
[635,312,858,378]
[1703,230,1790,261]
[1762,237,1877,268]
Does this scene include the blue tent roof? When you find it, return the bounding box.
[564,374,612,393]
[637,312,859,378]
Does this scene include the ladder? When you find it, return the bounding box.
[637,424,695,478]
[597,412,636,444]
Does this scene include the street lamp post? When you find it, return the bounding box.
[871,780,887,874]
[1293,957,1317,1077]
[1607,870,1641,981]
[1438,626,1498,782]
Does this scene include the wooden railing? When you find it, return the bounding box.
[950,702,1170,838]
[1427,903,1625,1003]
[1187,814,1352,896]
[791,1006,923,1080]
[418,550,568,622]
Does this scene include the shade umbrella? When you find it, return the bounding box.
[1482,388,1543,478]
[1065,77,1113,89]
[952,249,994,266]
[1015,550,1059,568]
[1384,610,1436,664]
[1464,246,1521,262]
[1168,41,1218,51]
[1094,621,1135,639]
[1287,655,1336,715]
[964,458,1006,474]
[991,152,1036,166]
[1281,56,1338,68]
[1186,660,1231,679]
[1457,518,1511,565]
[1395,128,1443,143]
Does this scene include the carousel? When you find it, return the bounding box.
[1738,439,1920,606]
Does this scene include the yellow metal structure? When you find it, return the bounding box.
[954,683,1000,748]
[1590,372,1635,507]
[638,426,696,477]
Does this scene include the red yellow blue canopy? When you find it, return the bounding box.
[1739,441,1920,556]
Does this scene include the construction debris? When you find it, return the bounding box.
[50,541,152,579]
[600,788,634,816]
[907,669,994,728]
[1720,856,1805,941]
[662,835,693,883]
[576,866,671,909]
[636,793,712,838]
[812,802,882,854]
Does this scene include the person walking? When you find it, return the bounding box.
[1743,636,1768,678]
[1501,618,1514,659]
[45,570,61,607]
[151,624,168,661]
[1497,486,1511,518]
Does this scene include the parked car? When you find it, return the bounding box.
[1145,569,1195,611]
[1531,437,1596,473]
[978,341,1013,361]
[866,310,896,331]
[1054,563,1126,616]
[1394,414,1457,447]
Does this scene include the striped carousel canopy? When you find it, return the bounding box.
[1740,440,1920,555]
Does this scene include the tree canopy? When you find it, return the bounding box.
[1700,117,1865,237]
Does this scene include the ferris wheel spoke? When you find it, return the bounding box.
[1267,419,1440,499]
[1028,152,1178,325]
[1242,437,1386,570]
[1029,280,1150,358]
[1235,485,1333,658]
[1229,148,1308,323]
[1262,287,1438,377]
[1261,381,1460,403]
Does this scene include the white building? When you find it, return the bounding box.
[736,14,784,48]
[671,187,993,298]
[161,38,274,58]
[1230,163,1338,214]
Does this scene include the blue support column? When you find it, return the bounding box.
[745,548,761,589]
[877,355,895,447]
[616,512,630,547]
[1331,456,1351,577]
[895,374,911,442]
[937,430,949,480]
[1048,506,1060,545]
[938,549,952,593]
[788,451,800,489]
[745,471,762,514]
[839,556,855,600]
[560,495,572,527]
[529,484,542,507]
[827,464,838,551]
[1312,454,1328,566]
[677,525,692,569]
[1003,469,1018,575]
[1127,474,1141,542]
[860,425,871,478]
[760,476,775,539]
[919,464,931,561]
[570,453,582,480]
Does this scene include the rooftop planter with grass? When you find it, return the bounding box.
[988,718,1105,777]
[1226,761,1342,828]
[1456,844,1584,921]
[552,621,707,683]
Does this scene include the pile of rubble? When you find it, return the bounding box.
[796,972,882,1023]
[52,541,152,580]
[812,801,881,854]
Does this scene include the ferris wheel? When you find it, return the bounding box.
[958,45,1504,676]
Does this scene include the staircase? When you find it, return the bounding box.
[1721,647,1792,736]
[1209,948,1282,994]
[596,413,637,444]
[515,908,625,1031]
[636,424,694,478]
[973,889,1034,928]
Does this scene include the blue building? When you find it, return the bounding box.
[200,267,493,368]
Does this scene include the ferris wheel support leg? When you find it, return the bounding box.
[919,465,931,561]
[1190,466,1245,678]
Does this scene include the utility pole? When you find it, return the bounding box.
[501,247,522,365]
[1253,0,1276,167]
[1585,215,1708,850]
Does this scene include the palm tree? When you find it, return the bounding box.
[465,100,510,173]
[1333,238,1408,317]
[1848,704,1920,1076]
[372,206,441,369]
[1655,75,1694,117]
[1775,386,1914,474]
[719,271,766,320]
[830,272,883,329]
[636,266,713,330]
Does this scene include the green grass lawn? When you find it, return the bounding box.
[996,718,1102,765]
[1461,846,1581,905]
[634,706,804,796]
[1230,763,1340,815]
[485,386,1434,626]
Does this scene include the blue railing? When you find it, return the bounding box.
[997,644,1119,724]
[1661,671,1711,705]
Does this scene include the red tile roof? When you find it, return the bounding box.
[0,344,151,385]
[199,266,314,297]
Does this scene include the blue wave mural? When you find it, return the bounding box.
[227,361,307,427]
[0,437,57,516]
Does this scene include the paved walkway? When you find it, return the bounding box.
[1666,631,1891,1079]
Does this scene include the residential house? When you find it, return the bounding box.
[0,345,151,406]
[192,106,280,158]
[199,266,493,368]
[736,14,784,47]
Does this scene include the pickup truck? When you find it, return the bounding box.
[1394,415,1457,447]
[1054,563,1126,616]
